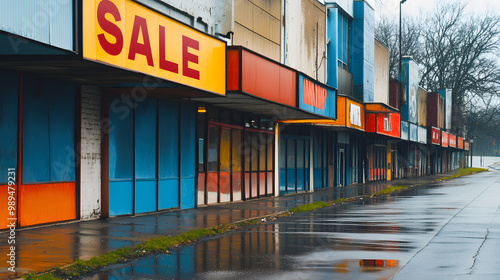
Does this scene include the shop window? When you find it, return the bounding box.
[23,78,75,183]
[338,12,350,70]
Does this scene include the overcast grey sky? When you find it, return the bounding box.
[375,0,500,21]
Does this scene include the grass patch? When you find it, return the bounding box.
[373,185,410,196]
[24,220,261,280]
[290,201,329,213]
[438,167,488,181]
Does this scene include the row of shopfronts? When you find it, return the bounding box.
[0,0,469,230]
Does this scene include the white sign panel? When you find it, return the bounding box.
[350,103,361,126]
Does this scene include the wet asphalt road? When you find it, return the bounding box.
[85,167,500,280]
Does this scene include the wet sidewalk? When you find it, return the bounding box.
[0,171,473,279]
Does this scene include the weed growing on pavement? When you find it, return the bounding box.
[24,220,261,280]
[372,185,410,196]
[290,201,329,213]
[437,167,488,181]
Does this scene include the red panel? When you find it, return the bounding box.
[232,172,242,200]
[220,171,231,194]
[206,172,218,192]
[442,132,449,148]
[427,93,439,128]
[458,137,464,150]
[464,141,470,151]
[259,172,266,196]
[251,172,258,198]
[431,127,441,145]
[449,134,457,148]
[366,113,376,133]
[266,172,273,195]
[376,113,400,138]
[198,173,205,192]
[19,182,76,227]
[0,184,11,230]
[244,172,250,199]
[241,50,296,107]
[227,49,240,91]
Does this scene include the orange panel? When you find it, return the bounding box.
[232,172,241,193]
[198,172,205,191]
[18,182,76,227]
[206,172,218,192]
[220,172,231,194]
[266,172,273,195]
[227,49,240,91]
[0,184,12,230]
[244,172,250,199]
[251,173,258,198]
[259,172,266,196]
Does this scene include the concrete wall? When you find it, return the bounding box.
[138,0,233,35]
[374,39,389,105]
[233,0,281,62]
[80,85,102,220]
[284,0,327,82]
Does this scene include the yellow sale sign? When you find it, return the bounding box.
[83,0,226,95]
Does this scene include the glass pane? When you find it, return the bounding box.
[220,129,230,172]
[287,139,296,169]
[232,130,242,172]
[259,134,267,171]
[208,126,219,172]
[251,133,258,171]
[267,134,274,171]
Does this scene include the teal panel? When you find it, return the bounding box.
[159,100,179,178]
[109,181,134,216]
[180,103,196,209]
[109,95,134,180]
[135,99,157,179]
[0,72,18,183]
[135,180,157,214]
[47,81,75,181]
[158,179,179,209]
[22,76,50,183]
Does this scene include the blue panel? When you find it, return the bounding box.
[159,179,179,209]
[135,180,157,214]
[298,73,336,119]
[180,178,195,209]
[109,95,134,180]
[352,1,375,102]
[109,181,134,216]
[180,103,196,209]
[47,81,75,181]
[159,100,179,178]
[23,76,50,183]
[0,0,74,51]
[279,137,287,193]
[135,99,157,179]
[158,254,179,277]
[326,8,338,88]
[179,246,195,279]
[0,72,18,183]
[286,169,296,193]
[314,169,324,189]
[296,169,305,192]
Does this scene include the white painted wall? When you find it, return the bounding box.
[137,0,233,36]
[80,85,102,220]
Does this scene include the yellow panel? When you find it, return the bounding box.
[83,0,226,95]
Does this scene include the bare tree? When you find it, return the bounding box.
[375,16,422,79]
[376,2,500,139]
